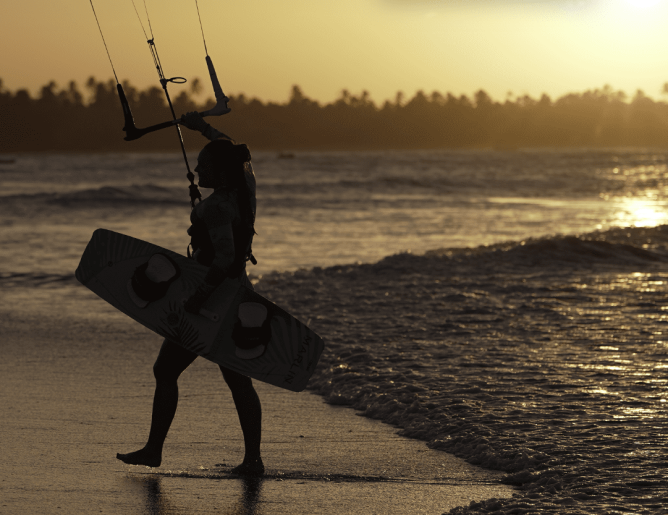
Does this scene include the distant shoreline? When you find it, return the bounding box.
[3,79,668,153]
[3,145,668,155]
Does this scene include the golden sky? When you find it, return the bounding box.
[2,0,668,104]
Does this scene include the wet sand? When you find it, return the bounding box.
[0,284,512,514]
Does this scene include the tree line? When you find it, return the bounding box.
[2,77,668,152]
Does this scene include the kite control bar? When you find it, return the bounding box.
[119,55,230,141]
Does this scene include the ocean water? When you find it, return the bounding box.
[2,149,668,513]
[2,148,668,281]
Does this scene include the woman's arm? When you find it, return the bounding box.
[180,111,231,141]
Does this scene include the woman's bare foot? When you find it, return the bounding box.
[230,457,264,477]
[116,447,162,468]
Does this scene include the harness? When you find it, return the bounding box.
[187,198,255,277]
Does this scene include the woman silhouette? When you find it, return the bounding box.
[116,112,264,476]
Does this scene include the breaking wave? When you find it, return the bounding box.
[0,183,189,206]
[353,225,668,276]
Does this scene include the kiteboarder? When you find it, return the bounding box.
[116,112,264,476]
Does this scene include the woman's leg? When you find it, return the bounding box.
[220,366,264,475]
[117,339,197,467]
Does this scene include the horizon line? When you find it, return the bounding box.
[3,76,668,106]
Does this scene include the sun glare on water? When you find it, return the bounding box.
[613,198,668,228]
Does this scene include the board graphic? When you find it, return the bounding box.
[76,229,324,392]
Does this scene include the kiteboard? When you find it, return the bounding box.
[75,229,324,392]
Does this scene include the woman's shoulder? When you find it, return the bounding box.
[196,190,238,226]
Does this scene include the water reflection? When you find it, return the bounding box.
[234,477,263,515]
[129,474,264,515]
[128,476,172,515]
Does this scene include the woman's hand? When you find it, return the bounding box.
[184,282,217,315]
[184,289,207,314]
[180,111,209,133]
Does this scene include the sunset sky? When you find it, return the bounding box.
[3,0,668,104]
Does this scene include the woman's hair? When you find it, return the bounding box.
[203,138,256,243]
[203,139,252,187]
